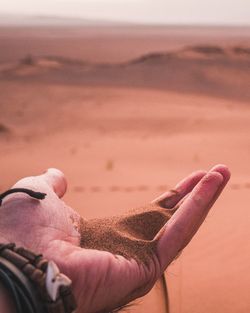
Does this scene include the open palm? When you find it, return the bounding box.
[0,165,230,313]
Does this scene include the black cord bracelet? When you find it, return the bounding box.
[0,243,77,313]
[0,188,46,206]
[0,255,43,313]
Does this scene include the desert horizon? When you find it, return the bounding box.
[0,22,250,313]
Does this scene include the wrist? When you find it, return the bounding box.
[45,240,88,313]
[0,243,77,313]
[0,281,15,313]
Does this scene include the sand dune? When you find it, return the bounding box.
[1,25,250,64]
[1,45,250,102]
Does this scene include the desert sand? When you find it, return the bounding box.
[0,25,250,313]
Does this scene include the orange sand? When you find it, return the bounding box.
[0,25,250,313]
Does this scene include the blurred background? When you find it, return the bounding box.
[0,1,250,312]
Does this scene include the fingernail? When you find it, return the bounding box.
[209,164,231,182]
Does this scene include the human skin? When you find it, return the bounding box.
[0,165,230,313]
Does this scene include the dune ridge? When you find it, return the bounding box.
[129,45,250,64]
[2,44,250,68]
[1,45,250,102]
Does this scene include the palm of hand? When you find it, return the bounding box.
[0,166,230,313]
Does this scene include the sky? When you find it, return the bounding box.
[0,0,250,25]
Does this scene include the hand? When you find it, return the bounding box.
[0,165,230,313]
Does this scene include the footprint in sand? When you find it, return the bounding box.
[110,186,121,192]
[137,185,149,191]
[230,183,240,190]
[244,182,250,189]
[73,186,85,193]
[0,123,10,134]
[90,186,102,192]
[123,187,134,192]
[156,185,168,191]
[70,147,78,155]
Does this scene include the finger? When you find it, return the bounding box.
[152,170,206,208]
[201,164,231,222]
[172,165,231,211]
[210,164,231,198]
[40,168,67,198]
[157,170,228,270]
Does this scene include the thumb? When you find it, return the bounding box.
[40,168,67,198]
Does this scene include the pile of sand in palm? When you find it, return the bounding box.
[80,200,176,264]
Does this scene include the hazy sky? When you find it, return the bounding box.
[0,0,250,25]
